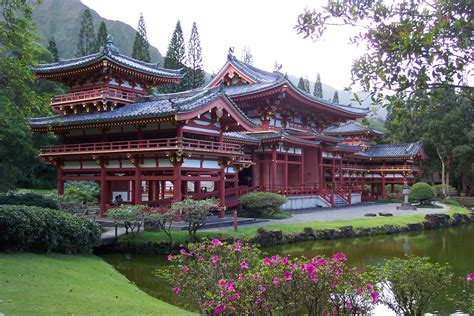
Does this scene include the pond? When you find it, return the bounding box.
[101,223,474,314]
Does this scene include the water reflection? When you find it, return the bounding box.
[101,223,474,314]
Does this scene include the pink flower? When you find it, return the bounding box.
[173,287,180,295]
[215,303,226,314]
[357,287,363,295]
[345,302,353,310]
[237,273,244,281]
[304,263,316,275]
[233,293,241,299]
[283,271,292,281]
[332,253,347,263]
[370,291,379,303]
[227,280,235,292]
[316,258,328,267]
[367,283,373,290]
[212,255,219,264]
[467,273,474,281]
[263,257,271,265]
[334,268,343,276]
[330,280,337,288]
[180,249,187,255]
[167,254,173,261]
[218,279,226,286]
[198,255,204,261]
[281,257,288,264]
[181,266,189,273]
[290,263,298,269]
[240,260,249,269]
[271,255,279,264]
[211,239,222,246]
[234,244,241,251]
[188,250,194,256]
[272,277,280,285]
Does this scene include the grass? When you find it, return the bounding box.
[120,202,470,244]
[0,253,193,315]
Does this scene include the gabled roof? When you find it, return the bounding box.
[33,36,183,80]
[357,142,425,159]
[30,86,255,131]
[323,121,384,136]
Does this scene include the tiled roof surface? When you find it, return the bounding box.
[226,54,284,84]
[358,142,423,158]
[30,87,253,128]
[33,36,183,79]
[224,131,320,146]
[324,122,384,135]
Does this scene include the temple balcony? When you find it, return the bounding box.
[50,87,138,114]
[39,137,245,158]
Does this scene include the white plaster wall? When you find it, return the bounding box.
[106,160,120,168]
[63,161,81,169]
[158,159,172,167]
[142,159,157,168]
[82,161,98,169]
[183,159,201,168]
[281,195,331,210]
[202,160,219,169]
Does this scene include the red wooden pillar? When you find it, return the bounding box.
[284,149,288,191]
[339,156,343,185]
[57,167,64,195]
[218,166,226,218]
[271,146,277,189]
[134,166,142,205]
[100,166,107,217]
[173,162,182,202]
[161,180,165,199]
[195,180,201,193]
[381,172,386,200]
[152,180,158,203]
[300,148,304,187]
[252,152,258,189]
[331,157,336,184]
[319,149,324,185]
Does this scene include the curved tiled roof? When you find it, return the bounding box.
[226,54,284,84]
[357,142,424,158]
[224,131,320,146]
[323,121,384,136]
[30,86,255,129]
[33,36,183,79]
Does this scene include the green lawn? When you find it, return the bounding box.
[0,253,193,315]
[121,203,470,244]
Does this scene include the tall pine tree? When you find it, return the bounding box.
[332,90,339,103]
[132,13,151,62]
[96,21,108,51]
[76,8,97,57]
[241,47,253,65]
[47,36,59,62]
[297,76,310,93]
[186,22,205,89]
[162,20,186,92]
[313,73,323,98]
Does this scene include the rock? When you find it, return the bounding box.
[254,228,284,246]
[322,229,336,239]
[407,223,423,231]
[424,213,450,227]
[364,213,377,217]
[338,226,354,238]
[303,227,315,237]
[379,212,393,217]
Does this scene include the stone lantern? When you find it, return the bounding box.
[397,183,416,210]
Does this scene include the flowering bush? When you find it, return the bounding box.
[165,239,377,315]
[450,272,474,313]
[107,205,146,234]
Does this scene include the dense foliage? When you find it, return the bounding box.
[161,20,186,93]
[75,8,97,56]
[171,198,220,241]
[433,184,457,198]
[131,13,150,62]
[313,73,323,98]
[145,210,176,244]
[409,182,435,204]
[96,21,108,50]
[166,239,377,315]
[369,256,453,315]
[185,22,205,89]
[297,76,310,93]
[0,191,58,209]
[107,205,146,234]
[240,192,288,217]
[0,204,100,253]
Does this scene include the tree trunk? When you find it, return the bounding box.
[436,148,446,197]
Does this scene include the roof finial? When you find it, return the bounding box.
[104,35,120,55]
[227,47,235,60]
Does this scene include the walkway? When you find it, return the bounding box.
[205,202,449,231]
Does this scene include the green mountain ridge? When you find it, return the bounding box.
[32,0,163,63]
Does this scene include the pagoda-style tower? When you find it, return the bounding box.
[34,36,182,115]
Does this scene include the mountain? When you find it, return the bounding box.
[32,0,163,63]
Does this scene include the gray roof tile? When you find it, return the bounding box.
[324,122,384,135]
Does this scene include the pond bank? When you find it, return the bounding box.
[102,202,473,254]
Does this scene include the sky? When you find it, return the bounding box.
[81,0,366,91]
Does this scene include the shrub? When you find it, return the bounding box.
[240,192,288,217]
[145,210,177,244]
[171,198,220,241]
[370,256,452,315]
[433,184,457,198]
[409,182,435,204]
[0,205,100,253]
[165,239,377,315]
[0,192,58,209]
[107,205,146,234]
[64,181,99,200]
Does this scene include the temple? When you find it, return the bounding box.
[30,38,425,216]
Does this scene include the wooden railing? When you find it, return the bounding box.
[51,87,137,105]
[40,137,243,156]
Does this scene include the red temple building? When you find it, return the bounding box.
[30,38,425,217]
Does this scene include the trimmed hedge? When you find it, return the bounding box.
[0,192,58,209]
[0,205,101,253]
[409,182,435,204]
[240,192,288,217]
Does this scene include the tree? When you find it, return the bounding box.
[107,205,146,234]
[296,0,473,104]
[132,13,150,62]
[297,76,310,93]
[186,22,205,89]
[76,8,97,57]
[313,73,323,98]
[161,20,186,92]
[332,90,339,103]
[241,46,253,65]
[47,36,59,62]
[96,21,108,51]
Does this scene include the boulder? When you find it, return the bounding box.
[254,228,284,246]
[379,212,393,217]
[338,226,354,238]
[407,223,424,231]
[364,213,377,217]
[303,227,315,237]
[424,213,450,227]
[322,229,336,239]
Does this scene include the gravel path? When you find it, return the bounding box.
[206,202,449,231]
